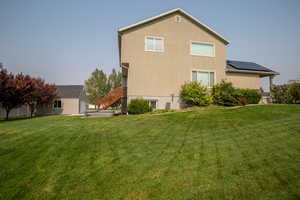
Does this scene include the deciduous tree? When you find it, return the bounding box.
[0,67,57,119]
[38,82,57,106]
[24,78,57,117]
[0,72,31,120]
[27,78,57,117]
[0,67,12,112]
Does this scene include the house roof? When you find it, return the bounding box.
[56,85,84,98]
[227,60,274,72]
[226,60,279,76]
[118,8,229,45]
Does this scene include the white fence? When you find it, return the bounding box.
[0,104,55,119]
[0,105,31,119]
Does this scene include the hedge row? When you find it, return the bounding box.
[128,80,263,115]
[181,80,262,107]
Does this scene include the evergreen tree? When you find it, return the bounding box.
[85,69,110,105]
[108,68,122,90]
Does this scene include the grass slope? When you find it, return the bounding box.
[0,105,300,200]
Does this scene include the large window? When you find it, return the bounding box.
[191,42,214,57]
[54,100,62,108]
[192,71,215,87]
[145,36,164,52]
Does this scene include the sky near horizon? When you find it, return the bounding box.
[0,0,299,90]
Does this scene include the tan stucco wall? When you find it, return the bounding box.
[121,12,227,96]
[225,72,261,90]
[61,98,79,115]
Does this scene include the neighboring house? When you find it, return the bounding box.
[53,85,87,115]
[118,8,279,111]
[0,85,87,118]
[88,104,97,109]
[288,78,300,84]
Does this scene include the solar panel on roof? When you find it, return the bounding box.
[227,60,274,72]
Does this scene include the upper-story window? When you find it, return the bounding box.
[191,42,215,57]
[145,36,164,52]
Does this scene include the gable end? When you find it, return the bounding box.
[118,8,229,45]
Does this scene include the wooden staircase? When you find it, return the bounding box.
[96,87,124,110]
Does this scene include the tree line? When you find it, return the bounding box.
[0,65,57,120]
[84,68,122,105]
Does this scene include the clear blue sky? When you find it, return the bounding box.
[1,0,299,90]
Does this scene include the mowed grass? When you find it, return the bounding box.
[0,105,300,200]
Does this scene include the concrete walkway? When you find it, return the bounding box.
[83,110,120,118]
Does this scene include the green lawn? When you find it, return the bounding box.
[0,105,300,200]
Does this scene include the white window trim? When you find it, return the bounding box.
[144,36,164,52]
[191,69,216,88]
[190,41,215,57]
[53,99,62,109]
[147,99,158,109]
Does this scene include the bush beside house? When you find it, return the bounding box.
[235,88,262,104]
[180,81,211,106]
[128,99,152,114]
[180,80,262,107]
[129,81,299,115]
[212,81,239,106]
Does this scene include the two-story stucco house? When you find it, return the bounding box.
[118,8,278,112]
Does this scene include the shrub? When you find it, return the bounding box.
[289,83,300,103]
[212,80,239,106]
[235,88,262,104]
[271,85,293,104]
[128,99,152,114]
[239,97,248,106]
[180,81,211,106]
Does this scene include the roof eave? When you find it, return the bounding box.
[118,8,180,33]
[226,69,280,77]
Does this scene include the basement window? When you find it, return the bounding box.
[147,100,157,109]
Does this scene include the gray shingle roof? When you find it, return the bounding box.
[56,85,84,98]
[227,60,275,72]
